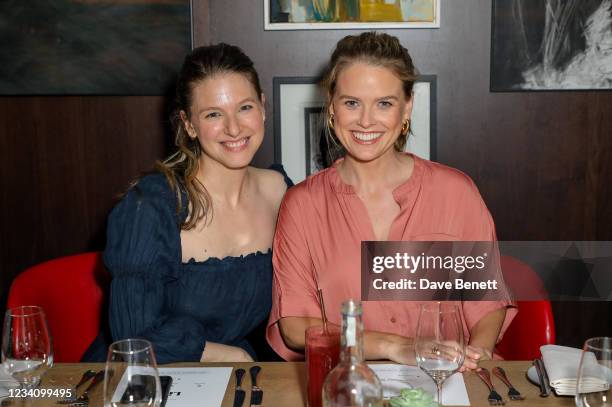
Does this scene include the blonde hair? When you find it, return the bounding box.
[320,32,418,161]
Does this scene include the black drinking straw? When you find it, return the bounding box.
[317,288,329,334]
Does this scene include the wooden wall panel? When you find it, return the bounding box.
[0,97,168,308]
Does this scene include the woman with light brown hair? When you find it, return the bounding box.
[84,43,291,363]
[267,32,516,369]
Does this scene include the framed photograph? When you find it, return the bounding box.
[491,0,612,91]
[264,0,440,30]
[0,0,193,95]
[273,75,437,183]
[304,106,326,177]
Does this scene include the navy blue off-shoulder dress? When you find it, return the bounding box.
[83,166,292,363]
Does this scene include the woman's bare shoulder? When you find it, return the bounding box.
[249,167,288,205]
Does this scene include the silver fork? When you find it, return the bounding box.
[57,370,106,406]
[493,366,525,401]
[54,370,97,404]
[55,370,96,404]
[476,368,505,406]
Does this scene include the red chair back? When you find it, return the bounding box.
[6,252,110,362]
[496,256,555,360]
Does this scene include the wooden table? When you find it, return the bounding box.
[1,361,574,407]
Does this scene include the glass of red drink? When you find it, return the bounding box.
[306,325,341,407]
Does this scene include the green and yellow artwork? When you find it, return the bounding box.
[266,0,438,29]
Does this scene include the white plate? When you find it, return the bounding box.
[526,365,541,386]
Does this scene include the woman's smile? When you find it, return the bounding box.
[351,131,384,144]
[220,136,251,152]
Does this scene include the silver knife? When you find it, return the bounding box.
[249,366,263,406]
[539,358,553,395]
[233,368,246,407]
[533,359,551,397]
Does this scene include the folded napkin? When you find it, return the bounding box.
[540,344,610,396]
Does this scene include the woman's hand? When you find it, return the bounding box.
[458,306,506,371]
[459,345,493,372]
[200,342,254,362]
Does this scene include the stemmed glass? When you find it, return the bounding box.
[575,337,612,407]
[103,338,161,407]
[415,302,465,406]
[1,305,53,390]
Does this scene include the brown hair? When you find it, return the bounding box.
[320,32,418,161]
[156,43,263,230]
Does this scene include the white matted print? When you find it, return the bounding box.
[273,76,436,183]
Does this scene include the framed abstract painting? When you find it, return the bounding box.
[265,0,440,30]
[491,0,612,91]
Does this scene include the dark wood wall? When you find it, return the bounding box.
[0,97,168,307]
[1,0,611,347]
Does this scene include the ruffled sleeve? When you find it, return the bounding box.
[104,174,207,363]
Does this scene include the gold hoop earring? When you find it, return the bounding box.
[401,119,410,135]
[327,113,335,130]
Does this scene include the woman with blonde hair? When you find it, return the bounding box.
[267,32,515,369]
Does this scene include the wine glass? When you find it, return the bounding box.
[103,338,161,407]
[575,337,612,407]
[415,302,465,405]
[1,305,53,389]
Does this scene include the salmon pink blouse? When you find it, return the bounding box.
[267,155,516,361]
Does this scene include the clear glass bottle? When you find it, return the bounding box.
[322,299,383,407]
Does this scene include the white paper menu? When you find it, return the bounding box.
[112,366,232,407]
[369,364,471,406]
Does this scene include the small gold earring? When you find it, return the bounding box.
[328,113,335,130]
[401,119,410,135]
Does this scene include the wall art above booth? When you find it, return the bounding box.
[0,0,192,95]
[265,0,439,30]
[491,0,612,91]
